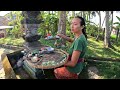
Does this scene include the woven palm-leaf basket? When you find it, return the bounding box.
[26,49,68,69]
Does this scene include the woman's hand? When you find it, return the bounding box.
[57,34,73,43]
[57,34,65,38]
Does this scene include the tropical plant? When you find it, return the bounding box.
[38,11,58,36]
[113,16,120,41]
[6,11,24,38]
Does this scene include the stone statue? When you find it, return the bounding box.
[21,11,42,50]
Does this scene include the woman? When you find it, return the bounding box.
[54,16,87,79]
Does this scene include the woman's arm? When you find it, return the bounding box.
[57,34,74,43]
[64,50,81,67]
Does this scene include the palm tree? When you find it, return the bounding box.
[91,11,102,41]
[113,16,120,41]
[96,11,102,41]
[89,11,102,41]
[110,11,113,34]
[72,11,75,17]
[58,11,67,45]
[104,11,112,48]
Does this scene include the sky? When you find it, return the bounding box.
[0,11,120,28]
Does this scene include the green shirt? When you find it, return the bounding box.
[66,34,87,74]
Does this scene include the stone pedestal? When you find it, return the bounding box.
[21,11,42,51]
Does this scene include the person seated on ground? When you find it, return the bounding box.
[54,16,88,79]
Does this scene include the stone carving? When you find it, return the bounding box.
[21,11,42,50]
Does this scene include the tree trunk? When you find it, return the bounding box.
[48,11,50,33]
[104,11,112,48]
[116,29,119,41]
[88,11,91,21]
[96,11,101,41]
[83,11,86,19]
[86,12,89,21]
[80,11,83,17]
[52,11,54,14]
[110,11,113,35]
[72,11,75,17]
[102,28,105,40]
[58,11,66,45]
[102,15,106,27]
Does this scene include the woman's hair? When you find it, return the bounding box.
[75,16,87,40]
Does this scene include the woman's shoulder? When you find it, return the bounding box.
[77,35,87,45]
[77,34,86,41]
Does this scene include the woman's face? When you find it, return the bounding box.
[70,18,83,33]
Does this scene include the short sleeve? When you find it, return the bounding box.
[73,39,83,52]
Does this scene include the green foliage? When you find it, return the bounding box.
[91,61,120,79]
[39,38,55,47]
[116,16,120,21]
[38,12,59,36]
[86,23,98,37]
[0,36,24,46]
[66,18,73,37]
[111,34,116,39]
[113,16,120,28]
[87,36,120,58]
[7,11,24,38]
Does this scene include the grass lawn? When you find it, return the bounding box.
[87,36,120,58]
[0,36,24,46]
[87,61,120,79]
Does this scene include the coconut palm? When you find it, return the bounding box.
[58,11,67,45]
[113,16,120,41]
[104,11,112,48]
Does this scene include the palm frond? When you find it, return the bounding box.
[116,16,120,21]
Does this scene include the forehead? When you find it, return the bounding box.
[71,18,80,23]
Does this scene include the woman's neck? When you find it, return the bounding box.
[75,32,83,39]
